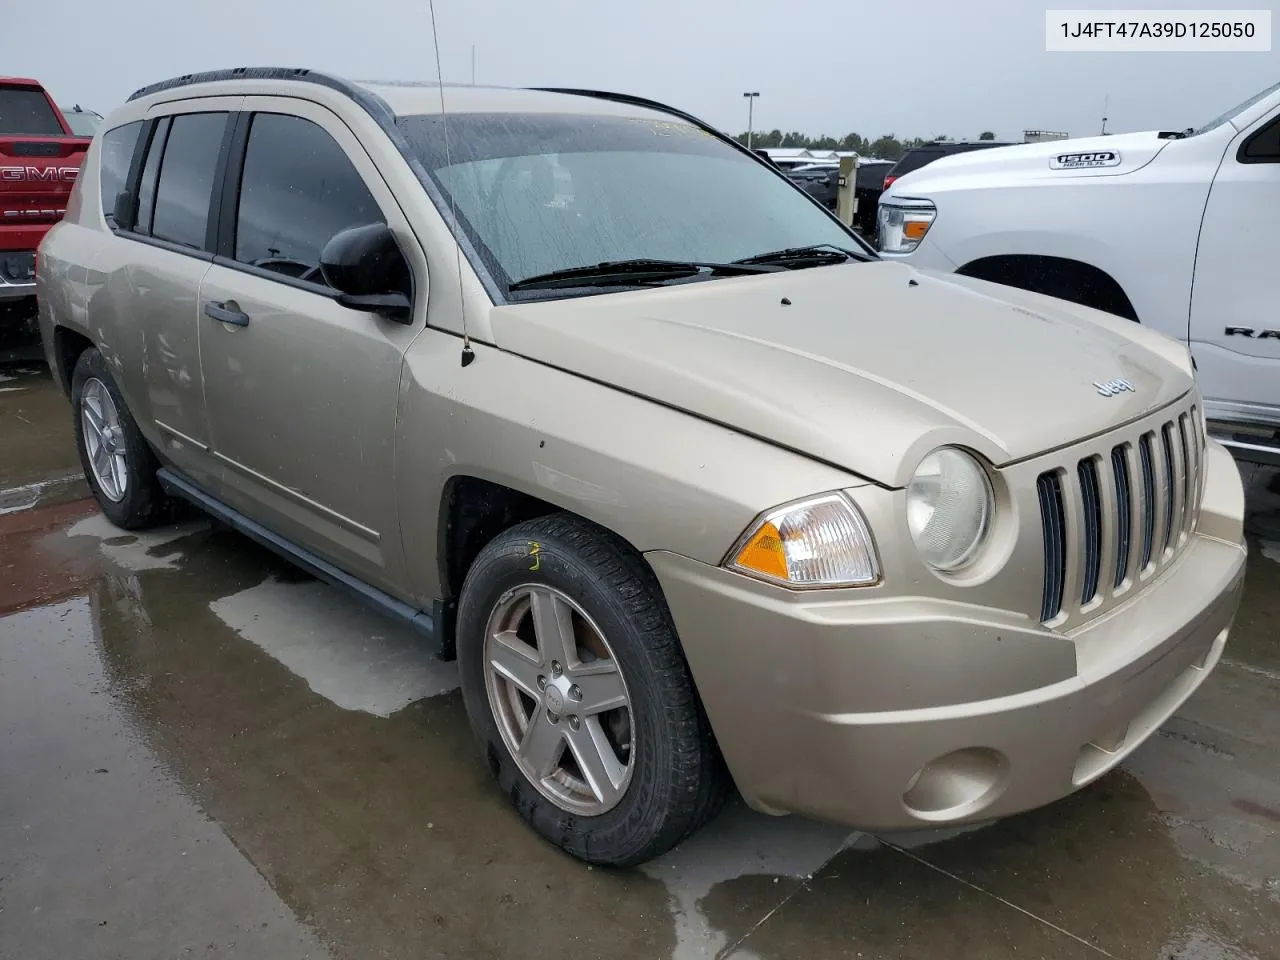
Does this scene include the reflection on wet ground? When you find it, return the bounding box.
[1,466,1277,960]
[0,362,87,510]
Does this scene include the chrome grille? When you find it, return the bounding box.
[1038,402,1204,625]
[1037,472,1066,622]
[1110,445,1131,589]
[1077,458,1102,605]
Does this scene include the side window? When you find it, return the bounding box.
[99,120,144,226]
[134,118,170,235]
[1240,115,1280,163]
[150,112,229,250]
[233,112,385,283]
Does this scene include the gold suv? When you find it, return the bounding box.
[36,68,1247,867]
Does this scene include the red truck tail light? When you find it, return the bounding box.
[882,175,898,191]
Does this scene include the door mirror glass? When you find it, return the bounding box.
[320,223,413,321]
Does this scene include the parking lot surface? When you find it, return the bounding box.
[1,360,1278,960]
[0,361,87,513]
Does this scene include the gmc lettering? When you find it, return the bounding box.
[0,166,80,182]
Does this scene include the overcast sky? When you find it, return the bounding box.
[5,0,1275,141]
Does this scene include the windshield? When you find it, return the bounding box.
[1191,79,1280,136]
[0,86,64,136]
[62,110,101,137]
[395,112,872,298]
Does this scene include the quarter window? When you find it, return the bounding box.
[150,112,229,250]
[1240,115,1280,163]
[99,120,144,226]
[233,112,384,284]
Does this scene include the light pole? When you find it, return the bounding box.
[743,91,759,150]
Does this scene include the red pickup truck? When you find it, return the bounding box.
[1,78,91,325]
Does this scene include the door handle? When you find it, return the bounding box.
[204,301,250,327]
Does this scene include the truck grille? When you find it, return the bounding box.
[1038,402,1204,625]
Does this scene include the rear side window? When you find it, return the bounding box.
[891,150,943,176]
[232,112,384,283]
[0,86,64,135]
[952,142,1007,154]
[134,118,170,235]
[150,112,229,250]
[99,121,144,226]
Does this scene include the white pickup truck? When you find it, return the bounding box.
[876,80,1280,465]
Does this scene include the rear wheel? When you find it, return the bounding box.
[457,513,728,867]
[71,347,171,530]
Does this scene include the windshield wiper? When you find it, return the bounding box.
[733,243,863,267]
[508,258,782,292]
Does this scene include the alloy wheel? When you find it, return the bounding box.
[81,377,129,503]
[483,584,635,816]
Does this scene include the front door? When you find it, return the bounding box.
[197,100,424,597]
[1188,107,1280,433]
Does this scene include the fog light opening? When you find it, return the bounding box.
[902,747,1009,821]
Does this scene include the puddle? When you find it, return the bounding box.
[642,802,854,960]
[209,576,458,717]
[0,595,327,959]
[66,512,208,571]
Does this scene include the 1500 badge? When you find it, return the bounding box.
[1050,151,1120,170]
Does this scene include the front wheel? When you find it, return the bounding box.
[457,513,728,867]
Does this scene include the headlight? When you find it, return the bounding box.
[877,199,936,254]
[906,448,994,571]
[726,493,879,588]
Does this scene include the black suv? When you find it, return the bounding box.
[881,140,1014,191]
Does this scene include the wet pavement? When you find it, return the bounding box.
[1,439,1278,957]
[0,360,88,512]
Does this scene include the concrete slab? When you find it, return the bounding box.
[0,594,328,960]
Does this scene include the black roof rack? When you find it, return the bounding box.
[127,71,730,144]
[126,66,401,124]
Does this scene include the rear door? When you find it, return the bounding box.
[196,98,424,597]
[89,99,242,493]
[1187,106,1280,435]
[0,82,89,292]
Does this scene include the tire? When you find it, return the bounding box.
[457,513,729,867]
[70,347,171,530]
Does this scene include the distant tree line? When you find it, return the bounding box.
[732,130,1000,160]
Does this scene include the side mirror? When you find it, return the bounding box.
[320,222,413,323]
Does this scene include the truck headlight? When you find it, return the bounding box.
[906,448,994,571]
[877,199,936,254]
[726,493,879,588]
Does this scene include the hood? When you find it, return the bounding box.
[890,131,1172,195]
[489,262,1193,487]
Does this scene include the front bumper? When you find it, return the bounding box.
[648,441,1247,830]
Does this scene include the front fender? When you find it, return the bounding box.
[393,335,865,604]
